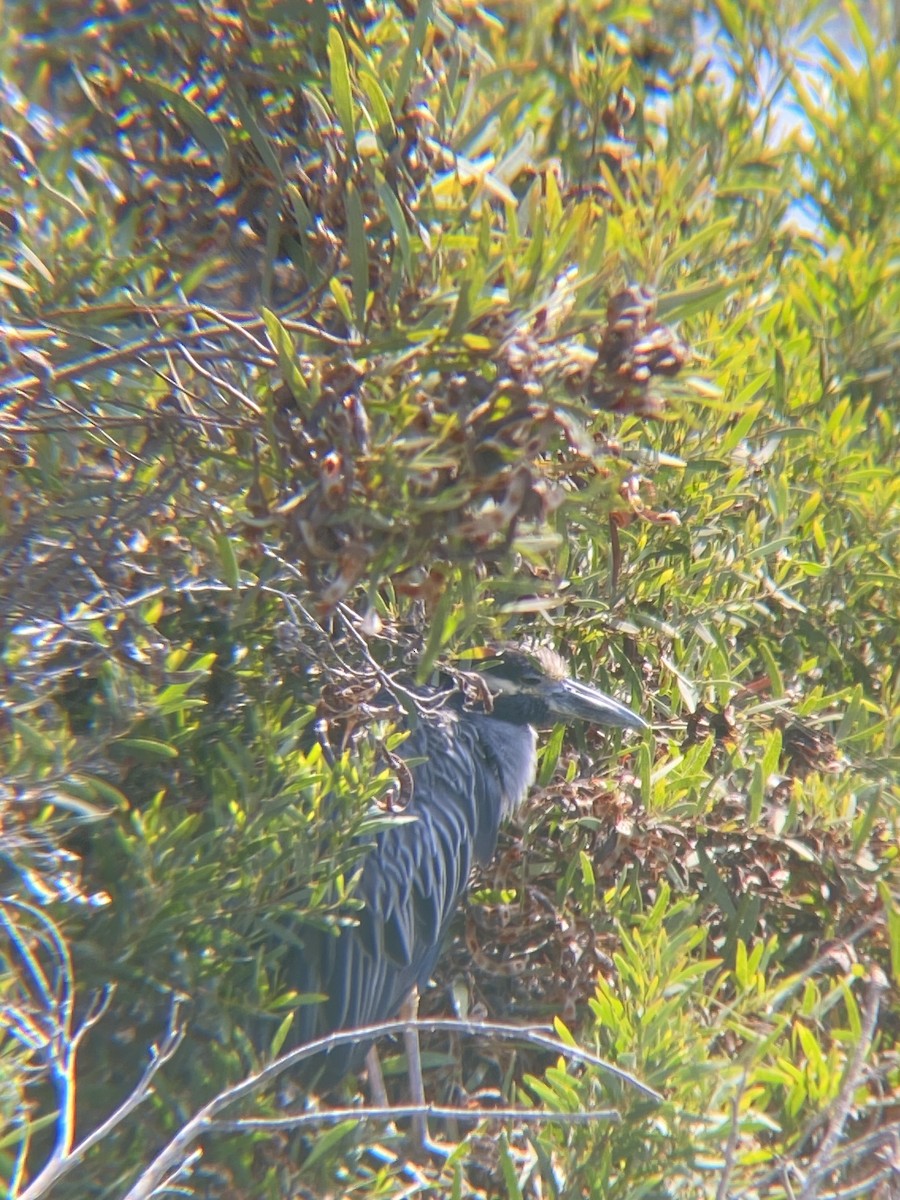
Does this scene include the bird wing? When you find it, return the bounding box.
[264,710,532,1085]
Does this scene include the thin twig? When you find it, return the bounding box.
[1,901,78,1170]
[817,1119,900,1176]
[1,301,358,401]
[212,1102,622,1133]
[715,1073,747,1200]
[119,1016,660,1200]
[335,603,452,716]
[816,1165,897,1199]
[15,999,185,1200]
[3,899,186,1200]
[173,339,263,414]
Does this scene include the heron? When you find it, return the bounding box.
[262,647,647,1146]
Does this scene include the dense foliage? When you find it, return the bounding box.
[1,1,897,1197]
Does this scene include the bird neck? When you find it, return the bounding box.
[488,692,550,727]
[463,711,538,823]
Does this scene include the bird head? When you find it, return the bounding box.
[476,647,648,731]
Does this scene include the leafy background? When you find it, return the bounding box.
[1,0,898,1197]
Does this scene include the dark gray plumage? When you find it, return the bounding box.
[265,649,647,1085]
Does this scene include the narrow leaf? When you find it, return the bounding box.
[303,1118,360,1170]
[261,308,312,408]
[111,738,179,760]
[394,0,433,112]
[129,75,228,165]
[216,533,240,590]
[328,27,356,150]
[232,88,283,183]
[358,68,396,140]
[376,179,411,272]
[346,180,368,328]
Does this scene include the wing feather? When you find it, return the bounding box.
[260,709,537,1086]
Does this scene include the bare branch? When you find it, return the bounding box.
[212,1101,622,1133]
[796,967,890,1200]
[119,1015,660,1200]
[716,1073,747,1200]
[15,998,185,1200]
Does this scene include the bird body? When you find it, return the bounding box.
[266,649,646,1085]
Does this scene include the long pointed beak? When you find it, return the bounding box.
[542,678,648,731]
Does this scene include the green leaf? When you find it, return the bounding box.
[760,727,783,784]
[328,276,354,327]
[261,307,313,408]
[537,724,564,787]
[303,1118,361,1170]
[394,0,434,112]
[657,278,749,323]
[498,1132,524,1200]
[376,178,411,273]
[748,761,766,827]
[696,843,737,919]
[579,849,595,890]
[416,586,455,683]
[232,88,283,183]
[216,533,240,590]
[346,180,368,329]
[880,881,900,988]
[42,788,109,820]
[268,1011,297,1059]
[328,26,356,150]
[74,775,130,809]
[358,68,396,141]
[110,738,179,760]
[127,75,229,166]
